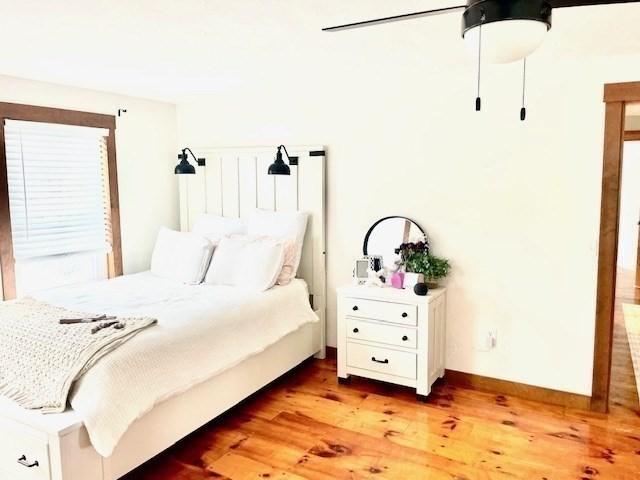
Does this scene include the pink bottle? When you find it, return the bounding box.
[390,271,404,289]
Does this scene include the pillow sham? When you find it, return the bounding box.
[204,234,285,292]
[274,239,299,286]
[150,227,213,284]
[247,209,308,283]
[191,214,246,245]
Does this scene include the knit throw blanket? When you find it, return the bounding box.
[0,297,157,413]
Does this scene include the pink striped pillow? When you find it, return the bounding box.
[276,239,297,286]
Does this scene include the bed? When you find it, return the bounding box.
[0,145,326,480]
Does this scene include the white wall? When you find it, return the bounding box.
[177,45,640,396]
[0,75,178,274]
[618,141,640,271]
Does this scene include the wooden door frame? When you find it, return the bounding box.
[636,223,640,288]
[633,132,640,289]
[0,102,122,300]
[592,82,640,412]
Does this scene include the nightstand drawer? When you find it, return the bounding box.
[0,418,50,480]
[347,318,417,349]
[346,298,417,326]
[347,342,417,379]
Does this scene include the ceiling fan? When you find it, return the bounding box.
[323,0,639,120]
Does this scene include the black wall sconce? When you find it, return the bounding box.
[174,147,206,175]
[268,145,298,176]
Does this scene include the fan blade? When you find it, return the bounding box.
[550,0,639,7]
[322,5,466,32]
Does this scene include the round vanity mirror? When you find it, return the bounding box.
[363,216,426,270]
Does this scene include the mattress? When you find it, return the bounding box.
[26,271,319,457]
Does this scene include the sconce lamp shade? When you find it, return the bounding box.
[174,157,196,174]
[268,145,298,176]
[268,157,291,175]
[174,147,205,175]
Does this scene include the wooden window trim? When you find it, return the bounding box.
[624,130,640,141]
[603,82,640,103]
[592,82,640,412]
[0,102,115,129]
[0,102,122,300]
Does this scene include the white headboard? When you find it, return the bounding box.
[178,145,326,342]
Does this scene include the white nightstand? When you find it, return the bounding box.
[337,284,446,401]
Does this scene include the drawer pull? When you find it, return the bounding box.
[352,306,359,311]
[371,356,389,364]
[402,335,409,341]
[17,455,39,468]
[353,328,359,333]
[401,312,408,318]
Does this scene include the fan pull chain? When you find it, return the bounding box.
[475,17,483,111]
[520,58,527,121]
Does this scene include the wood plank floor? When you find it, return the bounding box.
[124,356,640,480]
[611,269,640,413]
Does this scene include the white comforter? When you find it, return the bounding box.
[33,272,318,457]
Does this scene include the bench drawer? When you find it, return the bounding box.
[347,342,417,380]
[0,419,50,480]
[346,297,417,326]
[347,318,417,349]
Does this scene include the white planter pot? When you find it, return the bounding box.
[403,272,423,290]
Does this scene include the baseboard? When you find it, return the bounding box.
[444,369,592,410]
[323,349,589,409]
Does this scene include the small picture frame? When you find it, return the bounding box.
[354,255,385,285]
[353,257,370,285]
[367,255,383,272]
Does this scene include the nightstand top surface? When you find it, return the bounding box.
[337,284,446,303]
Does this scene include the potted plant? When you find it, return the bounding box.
[396,241,450,288]
[395,240,429,263]
[395,240,428,288]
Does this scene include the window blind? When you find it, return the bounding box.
[4,119,113,260]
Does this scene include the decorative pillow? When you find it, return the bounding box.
[150,227,213,284]
[191,214,246,245]
[204,234,285,292]
[276,239,297,286]
[247,209,308,281]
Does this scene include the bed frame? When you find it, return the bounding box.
[0,146,326,480]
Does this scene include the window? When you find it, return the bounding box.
[6,120,112,259]
[0,103,122,299]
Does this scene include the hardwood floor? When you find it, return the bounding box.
[124,356,640,480]
[611,269,640,413]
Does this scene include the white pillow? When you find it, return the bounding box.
[247,209,308,281]
[150,227,213,284]
[191,214,246,245]
[205,235,285,292]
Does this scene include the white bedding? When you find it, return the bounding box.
[32,271,318,457]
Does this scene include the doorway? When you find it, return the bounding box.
[609,104,640,414]
[593,83,640,413]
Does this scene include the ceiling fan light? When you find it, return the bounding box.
[463,19,548,64]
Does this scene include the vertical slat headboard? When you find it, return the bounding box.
[178,145,326,349]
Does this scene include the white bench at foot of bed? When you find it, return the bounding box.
[0,319,323,480]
